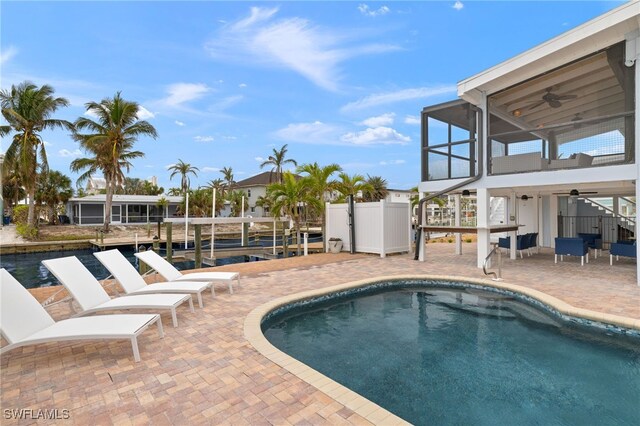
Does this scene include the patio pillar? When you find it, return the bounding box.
[454,194,462,255]
[477,188,490,268]
[509,193,517,260]
[635,38,640,286]
[550,195,558,248]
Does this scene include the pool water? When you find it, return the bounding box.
[263,286,640,425]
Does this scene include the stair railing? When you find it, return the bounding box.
[483,244,502,281]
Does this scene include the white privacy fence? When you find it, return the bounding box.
[325,200,412,257]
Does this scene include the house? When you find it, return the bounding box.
[417,1,639,284]
[67,195,182,225]
[235,171,301,217]
[385,189,414,204]
[85,177,106,195]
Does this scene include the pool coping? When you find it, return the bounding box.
[244,274,640,425]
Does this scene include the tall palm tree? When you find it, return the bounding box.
[335,172,373,202]
[206,179,226,214]
[0,81,72,226]
[362,175,389,202]
[221,166,234,190]
[226,190,247,217]
[268,172,320,255]
[168,159,199,194]
[167,187,182,196]
[297,162,342,249]
[1,167,26,209]
[254,195,272,217]
[260,144,297,183]
[71,92,157,232]
[36,170,73,224]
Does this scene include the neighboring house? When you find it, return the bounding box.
[85,177,106,195]
[67,195,182,225]
[235,171,300,217]
[385,189,413,204]
[417,1,639,283]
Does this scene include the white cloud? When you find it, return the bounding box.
[379,159,406,166]
[175,120,185,126]
[273,121,342,144]
[202,167,220,172]
[58,149,82,158]
[340,161,376,170]
[358,4,390,17]
[84,109,99,119]
[205,7,399,92]
[360,113,395,127]
[0,46,18,65]
[239,83,248,88]
[137,106,155,120]
[42,140,52,147]
[452,1,464,11]
[255,156,265,162]
[161,83,211,106]
[340,127,410,146]
[404,115,421,125]
[341,85,456,112]
[222,135,238,140]
[165,163,176,170]
[194,135,214,142]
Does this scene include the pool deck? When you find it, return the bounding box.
[1,244,639,424]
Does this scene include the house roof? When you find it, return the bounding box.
[69,194,182,203]
[457,0,639,104]
[235,171,300,187]
[87,177,107,188]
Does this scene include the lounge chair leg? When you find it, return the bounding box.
[561,255,563,262]
[188,297,195,313]
[171,309,178,327]
[210,283,216,297]
[581,256,584,266]
[131,337,141,362]
[156,316,164,338]
[555,254,557,264]
[610,254,613,266]
[519,251,523,259]
[197,292,203,308]
[586,253,589,264]
[228,281,234,294]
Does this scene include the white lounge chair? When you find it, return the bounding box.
[42,257,194,327]
[135,250,240,295]
[94,249,213,308]
[0,269,163,362]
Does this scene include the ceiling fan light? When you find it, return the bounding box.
[569,189,579,197]
[521,195,529,200]
[462,190,470,196]
[512,109,522,117]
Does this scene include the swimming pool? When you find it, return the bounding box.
[262,281,640,425]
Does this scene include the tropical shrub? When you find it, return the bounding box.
[12,205,29,224]
[16,223,38,239]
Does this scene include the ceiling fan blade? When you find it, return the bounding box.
[556,94,577,100]
[549,100,562,108]
[528,100,546,110]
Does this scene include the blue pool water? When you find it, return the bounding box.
[263,285,640,425]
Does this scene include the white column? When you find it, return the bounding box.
[635,35,640,286]
[477,188,491,268]
[211,189,216,259]
[509,193,517,260]
[418,192,426,261]
[303,232,309,256]
[550,195,558,248]
[454,194,462,255]
[380,200,386,258]
[185,192,189,249]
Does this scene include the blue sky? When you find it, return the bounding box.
[0,1,622,191]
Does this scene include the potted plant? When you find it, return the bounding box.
[328,237,343,253]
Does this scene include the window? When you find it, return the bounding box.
[250,207,255,213]
[247,189,251,198]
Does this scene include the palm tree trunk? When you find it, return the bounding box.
[296,218,301,256]
[27,187,36,227]
[104,180,114,233]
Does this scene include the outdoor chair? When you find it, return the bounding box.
[498,234,529,259]
[577,233,603,259]
[554,237,589,265]
[135,250,240,295]
[0,269,163,362]
[610,241,636,265]
[528,232,539,254]
[94,249,213,308]
[42,257,194,327]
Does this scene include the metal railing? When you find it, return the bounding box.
[557,215,635,248]
[483,244,502,281]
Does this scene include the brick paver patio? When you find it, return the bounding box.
[1,243,639,424]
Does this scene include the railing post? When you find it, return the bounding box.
[194,224,202,269]
[166,222,172,263]
[138,245,147,275]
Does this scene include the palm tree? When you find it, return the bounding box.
[296,162,342,249]
[226,190,247,217]
[0,82,72,226]
[71,92,158,232]
[254,195,272,217]
[36,170,73,224]
[362,175,389,202]
[168,159,199,194]
[220,166,234,190]
[335,172,373,202]
[260,144,297,183]
[167,187,182,196]
[205,179,226,214]
[1,167,26,210]
[268,172,320,255]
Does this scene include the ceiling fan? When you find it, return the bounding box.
[552,189,598,197]
[528,87,577,110]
